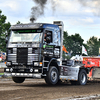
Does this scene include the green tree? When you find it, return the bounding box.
[0,10,11,52]
[16,21,22,24]
[87,36,100,56]
[63,32,84,56]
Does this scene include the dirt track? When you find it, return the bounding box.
[0,68,4,73]
[0,78,100,100]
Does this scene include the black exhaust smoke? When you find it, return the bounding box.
[30,0,56,22]
[30,0,47,22]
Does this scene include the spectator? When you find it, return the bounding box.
[44,33,47,42]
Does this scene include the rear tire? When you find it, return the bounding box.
[77,69,87,85]
[12,77,25,83]
[45,66,59,85]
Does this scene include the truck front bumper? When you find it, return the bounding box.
[4,68,42,78]
[4,72,42,78]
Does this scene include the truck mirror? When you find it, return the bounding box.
[5,37,8,43]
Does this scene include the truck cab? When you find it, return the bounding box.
[4,21,63,84]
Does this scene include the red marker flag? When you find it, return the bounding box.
[62,45,68,53]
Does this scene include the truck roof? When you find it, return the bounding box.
[10,23,59,30]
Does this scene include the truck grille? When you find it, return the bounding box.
[17,48,28,64]
[28,48,39,62]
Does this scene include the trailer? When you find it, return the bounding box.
[0,55,2,62]
[83,56,100,79]
[4,21,91,85]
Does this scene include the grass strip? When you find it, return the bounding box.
[0,73,4,75]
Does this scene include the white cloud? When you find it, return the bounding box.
[55,0,81,14]
[0,1,20,11]
[44,0,96,27]
[78,0,100,16]
[79,17,94,24]
[0,0,34,24]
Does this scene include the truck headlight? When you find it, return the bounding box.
[6,69,9,72]
[34,69,38,72]
[39,62,42,66]
[34,62,39,66]
[6,62,11,66]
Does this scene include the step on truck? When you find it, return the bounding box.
[4,21,88,85]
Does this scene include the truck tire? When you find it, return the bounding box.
[45,66,59,85]
[77,69,87,85]
[12,77,25,83]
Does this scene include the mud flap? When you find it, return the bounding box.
[92,68,100,79]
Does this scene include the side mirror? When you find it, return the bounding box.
[5,35,8,43]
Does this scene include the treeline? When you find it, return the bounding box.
[0,10,21,52]
[0,10,11,52]
[0,10,100,56]
[63,31,100,56]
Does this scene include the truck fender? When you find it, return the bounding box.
[47,58,58,71]
[79,66,88,74]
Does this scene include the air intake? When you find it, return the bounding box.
[53,21,63,26]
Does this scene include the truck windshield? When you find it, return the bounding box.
[9,31,43,43]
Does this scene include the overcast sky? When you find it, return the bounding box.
[0,0,100,43]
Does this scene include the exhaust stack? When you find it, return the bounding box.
[30,18,35,23]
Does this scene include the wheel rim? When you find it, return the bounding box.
[81,73,86,84]
[51,70,57,82]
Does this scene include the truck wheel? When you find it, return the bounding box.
[45,66,59,85]
[12,77,25,83]
[77,69,87,85]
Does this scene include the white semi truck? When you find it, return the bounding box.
[4,21,88,85]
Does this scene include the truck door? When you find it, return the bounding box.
[43,29,60,59]
[43,30,53,59]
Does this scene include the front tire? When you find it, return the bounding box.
[45,66,59,85]
[12,77,25,83]
[77,69,87,85]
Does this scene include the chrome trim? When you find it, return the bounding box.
[8,54,17,56]
[28,54,38,55]
[4,72,42,78]
[28,48,32,53]
[13,48,17,53]
[60,75,78,80]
